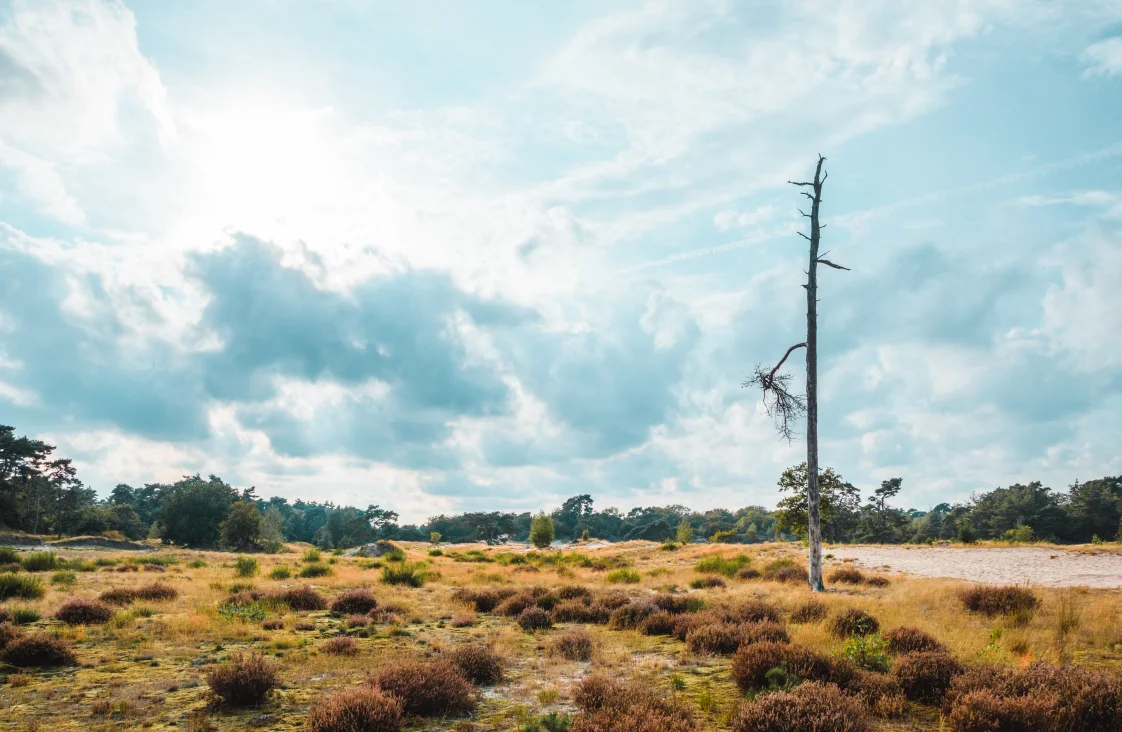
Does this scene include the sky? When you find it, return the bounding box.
[0,0,1120,524]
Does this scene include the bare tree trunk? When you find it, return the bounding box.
[805,156,826,592]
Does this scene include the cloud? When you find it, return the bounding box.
[1082,36,1122,76]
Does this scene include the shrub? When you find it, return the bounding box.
[740,621,790,646]
[734,599,783,624]
[694,553,751,578]
[957,585,1040,618]
[892,652,963,703]
[19,551,59,572]
[144,563,166,572]
[847,670,908,719]
[0,605,10,623]
[269,565,291,580]
[0,573,45,600]
[638,611,675,636]
[0,621,22,649]
[550,628,594,661]
[447,643,503,685]
[306,685,404,732]
[51,570,77,586]
[99,587,137,605]
[56,598,114,625]
[0,547,18,564]
[495,592,534,617]
[649,593,691,614]
[947,690,1051,732]
[188,558,208,568]
[274,586,328,611]
[262,619,284,630]
[11,606,39,624]
[3,632,77,667]
[842,634,890,673]
[346,613,369,628]
[300,562,333,578]
[883,627,947,655]
[686,622,742,655]
[205,651,280,706]
[828,609,880,638]
[450,613,475,627]
[790,600,827,624]
[608,601,657,630]
[828,567,864,585]
[605,569,641,584]
[322,636,358,656]
[570,674,697,732]
[553,599,610,624]
[452,587,507,612]
[368,661,476,717]
[303,548,322,562]
[518,606,553,632]
[134,581,178,601]
[331,588,379,615]
[729,682,869,732]
[557,585,593,601]
[689,576,726,589]
[530,513,556,549]
[381,562,426,587]
[865,576,890,588]
[295,621,317,631]
[736,567,761,580]
[731,642,854,692]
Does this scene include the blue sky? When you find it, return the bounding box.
[0,0,1120,523]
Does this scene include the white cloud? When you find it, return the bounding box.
[1082,36,1122,76]
[1041,227,1122,370]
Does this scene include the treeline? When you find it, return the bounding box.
[2,425,1120,549]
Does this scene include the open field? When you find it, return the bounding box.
[1,540,1121,731]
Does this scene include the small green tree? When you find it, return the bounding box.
[256,507,286,553]
[676,519,693,545]
[529,512,555,549]
[429,531,442,545]
[219,501,262,552]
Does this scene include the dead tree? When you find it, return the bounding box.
[744,154,847,592]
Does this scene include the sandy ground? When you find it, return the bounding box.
[830,545,1122,588]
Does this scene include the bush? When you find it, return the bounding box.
[686,622,742,655]
[730,682,869,732]
[0,547,18,564]
[957,585,1040,618]
[304,548,322,562]
[134,581,178,601]
[306,685,404,732]
[381,562,426,587]
[346,613,369,628]
[269,565,291,580]
[828,609,880,638]
[20,551,59,572]
[300,562,333,578]
[947,690,1051,732]
[892,652,963,703]
[322,636,358,656]
[883,627,947,655]
[452,586,514,613]
[790,600,827,624]
[650,593,693,614]
[11,606,39,624]
[638,611,675,636]
[731,642,854,692]
[689,576,726,589]
[694,553,751,578]
[3,632,77,667]
[234,557,259,578]
[0,605,10,624]
[557,585,593,601]
[828,567,864,585]
[865,576,890,588]
[570,674,697,732]
[608,601,657,630]
[0,572,45,600]
[275,586,328,611]
[99,587,137,605]
[447,643,503,685]
[518,606,553,632]
[733,599,783,624]
[842,634,890,673]
[550,628,594,661]
[368,661,476,717]
[736,567,761,580]
[0,620,21,649]
[530,513,556,549]
[205,651,280,706]
[605,569,641,584]
[553,599,610,624]
[847,670,908,719]
[740,621,790,646]
[56,598,114,625]
[262,618,284,630]
[331,588,379,615]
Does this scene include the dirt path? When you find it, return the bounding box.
[830,546,1122,588]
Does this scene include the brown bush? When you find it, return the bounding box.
[451,587,513,613]
[134,581,178,601]
[55,598,113,625]
[672,608,734,641]
[847,670,908,719]
[0,621,24,649]
[638,611,675,636]
[692,575,726,589]
[204,651,280,706]
[892,652,963,704]
[322,636,359,656]
[450,613,475,628]
[99,587,137,605]
[495,592,535,617]
[739,621,790,646]
[550,628,594,661]
[944,663,1122,731]
[116,564,139,572]
[594,592,632,610]
[295,621,317,631]
[571,674,697,732]
[2,632,76,667]
[557,585,593,601]
[517,606,553,632]
[733,600,783,624]
[369,603,409,623]
[735,567,761,580]
[143,563,166,572]
[828,567,865,585]
[883,627,947,655]
[772,565,809,584]
[828,609,880,638]
[865,576,890,588]
[790,600,828,624]
[957,585,1040,618]
[731,642,854,692]
[331,588,378,615]
[729,682,869,732]
[0,606,10,623]
[262,619,285,630]
[686,622,742,655]
[345,614,369,628]
[651,593,692,614]
[368,661,475,717]
[446,643,503,685]
[305,685,404,732]
[274,586,327,611]
[608,601,658,630]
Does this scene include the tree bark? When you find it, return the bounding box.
[805,155,826,592]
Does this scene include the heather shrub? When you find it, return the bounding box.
[594,592,632,610]
[608,601,657,630]
[0,573,45,600]
[740,621,790,646]
[306,685,404,732]
[0,605,10,623]
[847,670,908,718]
[496,592,535,617]
[638,611,675,636]
[736,566,762,580]
[55,597,114,625]
[688,575,726,589]
[322,636,358,656]
[883,626,947,655]
[205,651,281,706]
[550,628,594,661]
[946,690,1051,732]
[957,585,1039,618]
[865,576,890,588]
[331,588,378,615]
[557,585,593,601]
[450,613,475,628]
[0,620,22,648]
[2,632,77,667]
[99,587,137,605]
[452,587,512,612]
[447,643,503,685]
[262,618,284,630]
[731,642,854,692]
[368,661,476,717]
[554,599,610,624]
[828,567,864,585]
[734,599,783,624]
[790,600,827,624]
[295,621,317,631]
[134,581,178,601]
[518,606,553,632]
[730,682,869,732]
[892,651,963,703]
[275,586,327,611]
[571,674,697,732]
[651,593,692,614]
[828,609,880,638]
[346,613,368,628]
[686,621,742,655]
